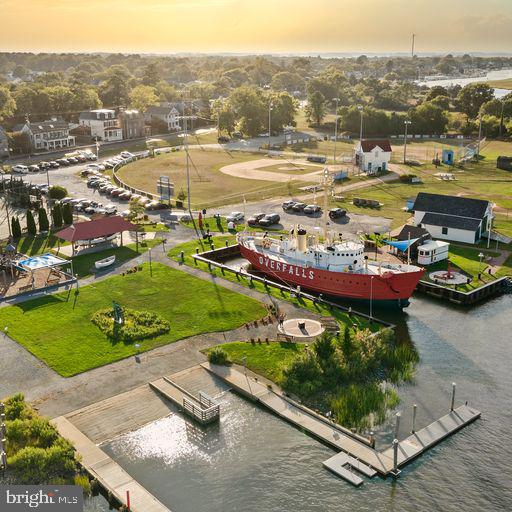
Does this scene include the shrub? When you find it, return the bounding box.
[38,207,49,232]
[208,347,229,365]
[48,185,68,200]
[26,209,37,235]
[74,473,91,495]
[52,203,63,228]
[62,203,73,225]
[11,216,22,238]
[91,308,170,342]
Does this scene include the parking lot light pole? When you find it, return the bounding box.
[357,105,363,172]
[403,120,412,164]
[333,97,340,163]
[268,101,273,156]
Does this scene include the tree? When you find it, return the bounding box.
[48,185,67,200]
[271,71,304,93]
[268,91,298,132]
[429,95,451,111]
[7,132,31,155]
[222,68,250,88]
[38,207,49,232]
[62,203,73,225]
[26,209,36,235]
[0,85,16,120]
[128,197,145,220]
[11,216,22,238]
[44,85,75,113]
[141,62,160,87]
[305,90,326,125]
[99,65,132,106]
[426,86,449,101]
[228,85,267,137]
[129,85,158,113]
[211,98,235,135]
[52,204,63,228]
[339,106,392,136]
[409,102,449,135]
[456,83,495,120]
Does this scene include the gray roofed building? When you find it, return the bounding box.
[18,118,75,151]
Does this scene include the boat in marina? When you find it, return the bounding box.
[94,255,116,269]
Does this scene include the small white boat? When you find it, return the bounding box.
[95,255,116,269]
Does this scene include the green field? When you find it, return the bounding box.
[117,149,311,208]
[205,341,305,383]
[0,262,267,376]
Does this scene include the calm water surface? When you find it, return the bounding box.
[92,295,512,512]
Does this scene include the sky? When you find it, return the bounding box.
[1,0,512,55]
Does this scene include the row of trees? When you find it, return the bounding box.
[10,203,72,239]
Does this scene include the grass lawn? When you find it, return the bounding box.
[13,234,70,256]
[0,262,267,376]
[204,341,304,383]
[137,223,170,232]
[117,149,309,209]
[486,78,512,90]
[168,235,377,333]
[180,216,286,234]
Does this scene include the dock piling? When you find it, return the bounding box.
[450,382,456,411]
[392,439,399,478]
[394,412,401,439]
[411,404,417,434]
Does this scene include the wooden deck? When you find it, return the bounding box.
[52,416,170,512]
[202,362,481,478]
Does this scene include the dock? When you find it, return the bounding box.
[202,362,481,480]
[52,416,170,512]
[150,376,220,425]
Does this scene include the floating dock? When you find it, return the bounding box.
[202,362,481,480]
[52,416,170,512]
[150,376,220,425]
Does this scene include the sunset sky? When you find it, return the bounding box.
[1,0,511,55]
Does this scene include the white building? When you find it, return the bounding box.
[144,105,181,132]
[18,119,75,151]
[417,240,450,265]
[412,192,492,244]
[355,139,392,175]
[79,109,123,142]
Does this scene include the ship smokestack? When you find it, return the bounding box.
[297,228,307,252]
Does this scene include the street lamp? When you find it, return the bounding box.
[357,105,364,172]
[478,252,484,276]
[268,101,273,156]
[333,97,340,163]
[403,120,412,164]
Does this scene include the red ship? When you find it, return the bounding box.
[237,229,424,308]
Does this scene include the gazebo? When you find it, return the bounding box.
[55,216,138,255]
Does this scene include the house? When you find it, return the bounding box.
[412,192,492,244]
[0,126,9,160]
[120,109,145,140]
[79,109,123,142]
[355,139,392,175]
[393,225,431,259]
[16,119,75,151]
[144,105,180,132]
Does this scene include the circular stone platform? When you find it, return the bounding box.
[277,318,325,339]
[429,270,468,285]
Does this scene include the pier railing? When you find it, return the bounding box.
[183,397,220,424]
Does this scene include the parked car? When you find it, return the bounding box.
[226,211,244,222]
[28,164,40,173]
[247,212,266,226]
[49,161,60,168]
[118,191,132,201]
[303,204,321,215]
[110,188,125,197]
[282,200,296,211]
[39,161,51,169]
[120,151,134,159]
[104,204,118,215]
[67,157,78,164]
[56,158,69,166]
[12,165,29,174]
[291,202,306,212]
[329,208,347,220]
[217,136,230,143]
[75,155,87,163]
[60,197,73,204]
[258,213,281,227]
[307,155,327,164]
[103,160,114,169]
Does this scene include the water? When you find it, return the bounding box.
[418,69,512,98]
[99,294,512,512]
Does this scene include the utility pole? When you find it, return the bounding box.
[333,97,339,163]
[477,114,482,159]
[184,94,192,216]
[404,120,411,164]
[499,99,505,137]
[358,105,364,172]
[411,34,416,58]
[268,100,273,156]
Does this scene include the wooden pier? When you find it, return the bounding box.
[150,376,220,425]
[202,362,481,480]
[52,416,170,512]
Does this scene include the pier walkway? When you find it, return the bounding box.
[202,362,481,478]
[52,416,170,512]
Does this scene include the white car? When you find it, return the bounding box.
[120,151,134,159]
[12,164,29,174]
[104,204,118,215]
[226,211,244,223]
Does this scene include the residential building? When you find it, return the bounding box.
[412,192,492,244]
[16,119,75,151]
[0,126,9,159]
[79,109,123,142]
[393,225,431,259]
[120,109,145,139]
[354,139,392,174]
[144,105,180,132]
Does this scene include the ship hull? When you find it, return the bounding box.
[239,244,424,305]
